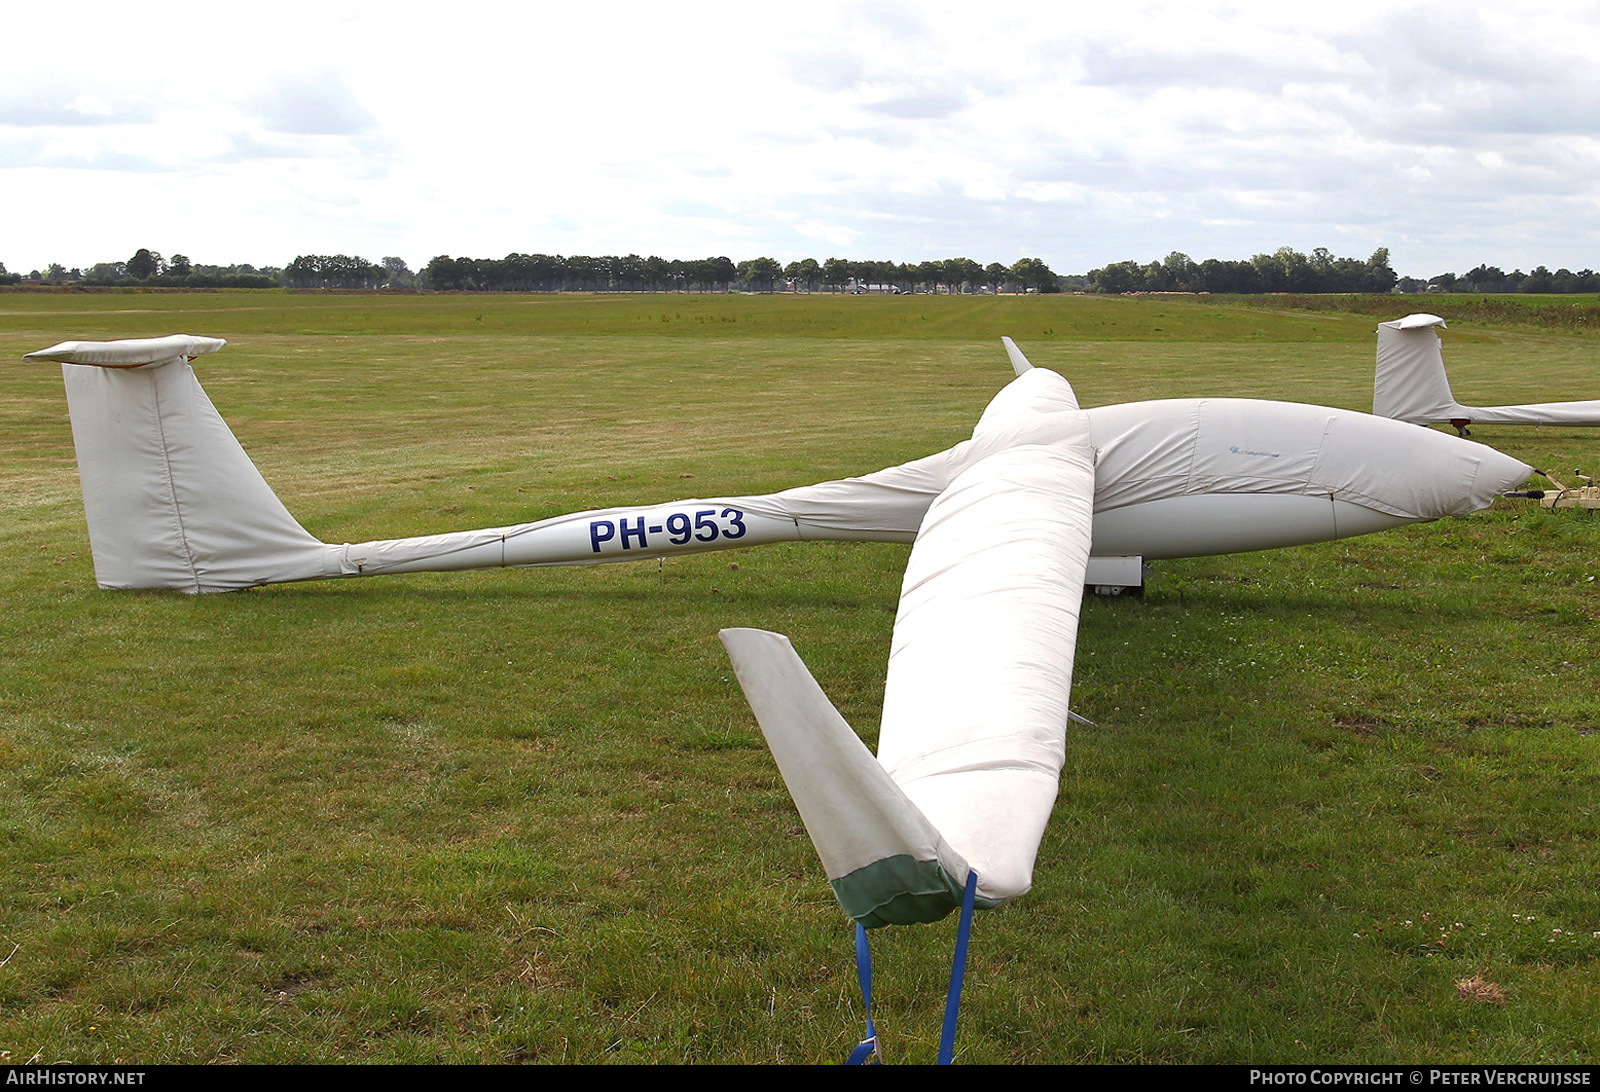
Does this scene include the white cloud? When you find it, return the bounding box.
[3,0,1600,275]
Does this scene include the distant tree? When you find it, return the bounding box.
[784,258,821,292]
[1159,251,1196,291]
[286,254,385,289]
[1461,264,1506,292]
[1521,266,1555,293]
[1009,257,1060,293]
[737,256,783,292]
[1086,260,1140,294]
[611,253,647,291]
[703,256,736,291]
[127,248,162,280]
[943,257,984,293]
[380,256,413,288]
[1361,248,1397,293]
[638,255,666,291]
[821,257,851,292]
[166,254,192,278]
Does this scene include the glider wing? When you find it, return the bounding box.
[724,368,1095,924]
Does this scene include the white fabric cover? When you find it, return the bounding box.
[30,334,1532,595]
[25,335,227,368]
[723,367,1095,914]
[55,359,338,591]
[1088,397,1524,521]
[877,368,1094,903]
[1376,314,1600,427]
[720,628,969,891]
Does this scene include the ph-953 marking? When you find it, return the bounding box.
[589,508,748,553]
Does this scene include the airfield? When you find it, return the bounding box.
[2,289,1596,1063]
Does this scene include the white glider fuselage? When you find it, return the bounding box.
[347,395,1515,578]
[25,335,1530,593]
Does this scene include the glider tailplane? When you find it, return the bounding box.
[719,628,977,928]
[25,336,339,593]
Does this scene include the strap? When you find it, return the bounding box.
[844,868,979,1065]
[845,922,880,1064]
[937,869,979,1065]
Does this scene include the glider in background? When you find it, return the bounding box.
[1376,313,1600,434]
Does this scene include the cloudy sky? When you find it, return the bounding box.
[4,0,1599,278]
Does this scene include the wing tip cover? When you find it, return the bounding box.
[718,627,977,927]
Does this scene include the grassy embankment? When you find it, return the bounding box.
[0,290,1596,1063]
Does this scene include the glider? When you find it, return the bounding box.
[25,333,1532,929]
[1376,313,1600,434]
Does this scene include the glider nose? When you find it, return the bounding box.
[1472,443,1537,505]
[1324,412,1532,521]
[1399,429,1533,519]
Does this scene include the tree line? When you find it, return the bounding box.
[1084,247,1600,296]
[0,249,1061,294]
[0,249,281,288]
[420,253,1061,294]
[1399,265,1600,294]
[7,245,1600,296]
[1086,248,1399,294]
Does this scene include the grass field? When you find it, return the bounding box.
[1,290,1596,1064]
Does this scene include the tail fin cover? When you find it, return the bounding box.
[26,336,339,592]
[1374,314,1461,424]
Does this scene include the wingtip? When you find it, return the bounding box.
[1001,336,1034,376]
[720,626,975,925]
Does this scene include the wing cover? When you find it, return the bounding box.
[720,628,974,926]
[726,369,1096,923]
[878,371,1094,907]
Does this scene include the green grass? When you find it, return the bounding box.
[0,290,1597,1063]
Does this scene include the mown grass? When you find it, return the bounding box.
[0,291,1596,1064]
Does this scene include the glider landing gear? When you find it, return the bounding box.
[1086,555,1145,596]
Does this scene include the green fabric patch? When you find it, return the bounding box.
[831,855,998,928]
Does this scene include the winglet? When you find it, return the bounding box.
[1001,336,1033,376]
[719,628,975,927]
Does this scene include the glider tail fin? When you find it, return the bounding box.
[25,336,337,593]
[1374,314,1463,425]
[719,627,979,928]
